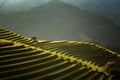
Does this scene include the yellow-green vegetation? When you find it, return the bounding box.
[0,28,120,80]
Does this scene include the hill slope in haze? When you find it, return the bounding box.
[62,0,120,26]
[0,0,120,50]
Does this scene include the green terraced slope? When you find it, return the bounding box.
[0,28,120,80]
[0,39,111,80]
[0,28,120,67]
[37,41,120,66]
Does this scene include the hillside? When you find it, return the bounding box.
[0,0,120,49]
[0,28,120,80]
[0,39,111,80]
[62,0,120,26]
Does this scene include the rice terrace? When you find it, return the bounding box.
[0,28,120,80]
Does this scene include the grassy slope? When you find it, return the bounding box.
[0,28,120,79]
[0,39,112,80]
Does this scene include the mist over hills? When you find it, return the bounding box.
[0,0,120,51]
[62,0,120,26]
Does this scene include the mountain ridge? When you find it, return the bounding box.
[0,0,120,50]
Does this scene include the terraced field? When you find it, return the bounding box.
[0,28,120,80]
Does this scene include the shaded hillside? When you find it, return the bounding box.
[62,0,120,26]
[0,0,120,49]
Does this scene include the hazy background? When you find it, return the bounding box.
[0,0,120,52]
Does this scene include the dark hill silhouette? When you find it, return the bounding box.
[0,0,120,51]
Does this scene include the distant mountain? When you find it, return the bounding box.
[0,0,120,50]
[62,0,120,25]
[0,0,51,13]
